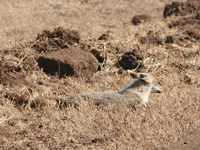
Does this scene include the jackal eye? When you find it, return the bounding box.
[139,74,149,81]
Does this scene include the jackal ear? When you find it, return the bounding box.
[139,74,149,81]
[127,70,138,79]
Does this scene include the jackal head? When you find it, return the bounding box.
[127,70,164,93]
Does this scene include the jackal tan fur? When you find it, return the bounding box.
[55,70,163,110]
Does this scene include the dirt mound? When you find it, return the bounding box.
[119,51,143,70]
[183,26,200,40]
[168,12,200,40]
[140,10,200,47]
[139,31,164,46]
[0,72,31,86]
[165,34,193,47]
[0,50,34,86]
[132,14,154,25]
[163,0,200,18]
[169,16,200,28]
[32,27,80,52]
[31,27,100,78]
[166,12,200,46]
[80,39,144,72]
[37,47,99,78]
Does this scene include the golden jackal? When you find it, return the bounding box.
[56,70,163,110]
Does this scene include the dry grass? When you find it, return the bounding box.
[1,0,200,149]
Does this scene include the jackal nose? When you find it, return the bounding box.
[157,89,164,93]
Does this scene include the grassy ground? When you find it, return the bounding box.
[1,0,200,149]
